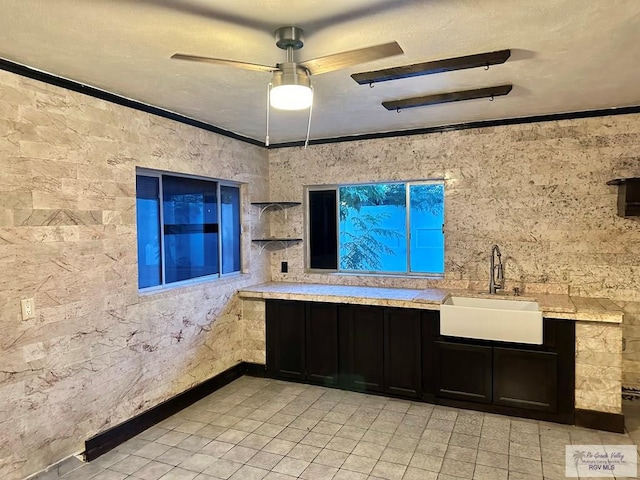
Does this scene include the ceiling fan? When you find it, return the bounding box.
[172,26,403,145]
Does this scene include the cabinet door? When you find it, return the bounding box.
[384,308,421,398]
[342,305,384,393]
[266,300,305,381]
[435,341,492,403]
[305,303,339,386]
[493,347,558,412]
[421,311,440,400]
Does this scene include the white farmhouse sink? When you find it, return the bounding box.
[440,295,543,345]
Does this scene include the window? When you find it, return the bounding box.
[308,181,444,274]
[136,170,241,290]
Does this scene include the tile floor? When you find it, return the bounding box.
[57,376,640,480]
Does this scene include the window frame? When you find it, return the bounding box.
[305,179,445,276]
[136,168,242,293]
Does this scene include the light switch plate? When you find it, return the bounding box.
[21,298,35,320]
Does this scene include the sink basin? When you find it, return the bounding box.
[440,295,543,345]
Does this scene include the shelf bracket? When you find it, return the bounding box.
[258,240,289,255]
[258,203,287,220]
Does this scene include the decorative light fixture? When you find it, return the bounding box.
[172,24,403,147]
[269,63,313,110]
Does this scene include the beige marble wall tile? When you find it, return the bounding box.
[0,70,269,480]
[242,298,266,364]
[268,114,640,408]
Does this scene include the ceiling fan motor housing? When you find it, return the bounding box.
[275,26,304,50]
[272,62,310,89]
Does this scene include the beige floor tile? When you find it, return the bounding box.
[449,433,480,449]
[201,458,242,479]
[439,457,475,478]
[361,430,392,446]
[387,435,418,452]
[415,440,447,457]
[408,452,443,472]
[227,465,268,480]
[286,443,321,462]
[300,431,333,448]
[271,456,310,477]
[246,451,283,470]
[352,441,386,460]
[445,444,478,463]
[401,466,438,480]
[262,438,296,456]
[177,436,212,452]
[508,455,542,476]
[476,449,508,469]
[299,462,339,480]
[325,436,358,454]
[221,445,258,464]
[110,455,152,475]
[341,454,377,475]
[379,446,413,465]
[509,442,541,461]
[178,453,218,473]
[313,448,349,468]
[333,468,368,480]
[473,464,507,480]
[370,460,406,480]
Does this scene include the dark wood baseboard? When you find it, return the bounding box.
[84,362,264,461]
[575,408,625,434]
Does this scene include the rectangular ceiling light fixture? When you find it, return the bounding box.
[382,84,513,111]
[352,49,511,85]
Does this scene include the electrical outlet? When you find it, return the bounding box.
[21,298,35,320]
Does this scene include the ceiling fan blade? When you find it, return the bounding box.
[300,41,403,75]
[171,53,278,73]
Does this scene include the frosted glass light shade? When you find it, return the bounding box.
[270,84,313,110]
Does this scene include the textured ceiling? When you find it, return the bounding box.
[1,0,640,144]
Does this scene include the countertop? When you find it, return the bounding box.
[238,282,623,324]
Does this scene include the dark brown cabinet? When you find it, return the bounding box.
[266,300,306,381]
[266,300,338,385]
[435,341,492,403]
[384,308,422,398]
[265,299,575,425]
[340,305,385,393]
[428,317,574,423]
[305,303,339,386]
[493,347,558,412]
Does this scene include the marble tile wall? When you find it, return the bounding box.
[242,298,267,365]
[267,115,640,393]
[0,71,270,479]
[575,322,623,413]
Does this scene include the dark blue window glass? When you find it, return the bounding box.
[162,175,219,284]
[136,175,162,288]
[221,185,241,274]
[136,172,241,289]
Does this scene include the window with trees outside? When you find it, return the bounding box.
[136,170,241,290]
[308,181,444,274]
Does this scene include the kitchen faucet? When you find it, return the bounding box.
[489,244,504,294]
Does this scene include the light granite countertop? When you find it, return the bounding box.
[238,282,623,324]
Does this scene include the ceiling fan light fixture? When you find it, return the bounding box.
[270,84,313,110]
[269,63,312,110]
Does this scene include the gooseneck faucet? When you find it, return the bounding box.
[489,244,504,294]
